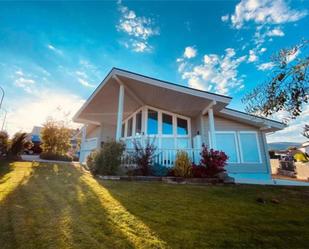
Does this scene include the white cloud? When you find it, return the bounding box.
[257,61,275,70]
[266,27,285,37]
[260,47,267,53]
[3,90,85,136]
[225,0,307,29]
[248,49,258,62]
[47,44,63,55]
[117,2,159,52]
[13,69,36,93]
[178,48,246,95]
[77,78,95,88]
[221,14,229,22]
[184,46,197,59]
[267,104,309,143]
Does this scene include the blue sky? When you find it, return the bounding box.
[0,0,308,142]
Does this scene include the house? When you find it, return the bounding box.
[299,141,309,155]
[73,68,285,182]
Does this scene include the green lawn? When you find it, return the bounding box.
[1,161,309,249]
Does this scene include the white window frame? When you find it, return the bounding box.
[121,105,192,150]
[209,130,262,164]
[214,131,240,164]
[237,131,262,164]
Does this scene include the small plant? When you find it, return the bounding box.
[8,132,27,160]
[86,140,125,176]
[173,150,192,178]
[132,137,156,176]
[198,145,228,178]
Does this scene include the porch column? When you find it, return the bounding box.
[116,83,124,141]
[208,108,217,149]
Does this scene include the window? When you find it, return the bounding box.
[127,118,133,137]
[135,111,142,135]
[121,123,125,137]
[216,133,238,163]
[177,138,190,149]
[177,117,188,135]
[161,137,174,149]
[147,109,158,134]
[162,113,173,135]
[239,132,261,163]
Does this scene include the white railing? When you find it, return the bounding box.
[121,148,201,167]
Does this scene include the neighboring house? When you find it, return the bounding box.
[73,68,285,181]
[299,141,309,155]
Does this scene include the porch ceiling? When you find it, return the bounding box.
[74,68,231,125]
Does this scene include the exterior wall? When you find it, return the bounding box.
[295,162,309,180]
[201,115,270,174]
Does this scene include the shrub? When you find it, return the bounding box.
[191,163,209,178]
[86,141,125,176]
[0,131,9,158]
[8,132,27,160]
[173,150,192,177]
[40,152,73,162]
[132,137,156,176]
[151,163,171,176]
[198,145,228,178]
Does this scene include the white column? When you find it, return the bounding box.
[208,108,216,149]
[116,84,124,141]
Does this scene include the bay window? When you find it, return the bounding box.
[135,111,142,135]
[127,118,133,137]
[177,117,188,135]
[162,113,173,135]
[147,109,158,135]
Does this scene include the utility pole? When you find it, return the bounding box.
[0,86,4,110]
[1,109,7,131]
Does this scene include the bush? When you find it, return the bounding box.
[198,145,228,178]
[191,163,208,178]
[86,141,125,176]
[173,150,192,177]
[40,152,73,162]
[132,137,156,176]
[151,164,171,176]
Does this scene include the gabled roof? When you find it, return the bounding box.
[73,67,231,123]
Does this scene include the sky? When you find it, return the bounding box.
[0,0,308,143]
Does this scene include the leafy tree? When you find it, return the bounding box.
[302,124,309,139]
[8,132,27,159]
[41,118,71,155]
[243,40,309,121]
[0,131,9,157]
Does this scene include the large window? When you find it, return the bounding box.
[121,123,125,137]
[162,113,173,135]
[239,132,261,163]
[177,118,188,135]
[127,118,133,137]
[216,133,238,163]
[147,109,158,134]
[135,111,142,135]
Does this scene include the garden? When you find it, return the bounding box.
[86,139,233,184]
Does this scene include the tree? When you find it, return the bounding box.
[0,131,9,157]
[243,40,309,121]
[302,124,309,139]
[8,132,27,159]
[41,118,71,155]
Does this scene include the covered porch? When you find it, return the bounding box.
[74,68,231,164]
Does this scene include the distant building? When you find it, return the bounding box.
[299,141,309,155]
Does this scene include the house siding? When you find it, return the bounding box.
[200,115,270,174]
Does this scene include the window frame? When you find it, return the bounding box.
[237,131,262,164]
[215,131,240,164]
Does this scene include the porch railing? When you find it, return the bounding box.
[121,148,201,167]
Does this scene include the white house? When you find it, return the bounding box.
[73,68,285,181]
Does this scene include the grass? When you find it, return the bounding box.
[0,161,309,249]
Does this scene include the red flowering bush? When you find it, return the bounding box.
[192,145,228,178]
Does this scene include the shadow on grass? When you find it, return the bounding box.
[0,162,157,249]
[99,179,309,249]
